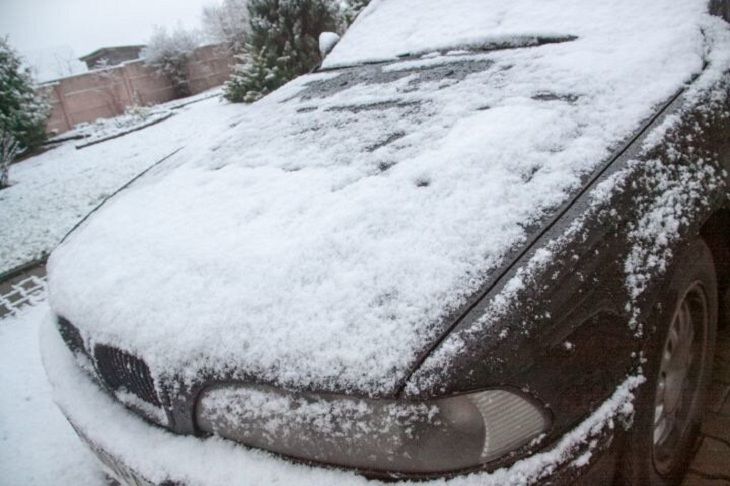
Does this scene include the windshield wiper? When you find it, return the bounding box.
[319,34,577,72]
[396,34,578,60]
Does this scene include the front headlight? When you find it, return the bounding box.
[195,384,550,474]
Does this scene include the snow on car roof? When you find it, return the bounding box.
[48,0,723,395]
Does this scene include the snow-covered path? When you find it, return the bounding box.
[0,93,245,276]
[0,301,103,485]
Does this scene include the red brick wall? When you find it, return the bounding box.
[40,44,233,135]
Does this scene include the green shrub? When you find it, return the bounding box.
[0,39,49,150]
[0,37,49,188]
[223,0,340,103]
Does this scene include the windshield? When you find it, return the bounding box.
[323,0,629,69]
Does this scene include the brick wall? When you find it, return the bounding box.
[40,44,233,135]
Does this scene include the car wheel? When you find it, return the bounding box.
[621,239,718,485]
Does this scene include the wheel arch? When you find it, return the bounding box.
[700,208,730,328]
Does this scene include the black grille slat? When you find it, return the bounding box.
[57,317,86,356]
[94,344,161,407]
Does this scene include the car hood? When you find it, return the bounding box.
[48,0,714,396]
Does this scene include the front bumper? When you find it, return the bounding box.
[40,311,635,486]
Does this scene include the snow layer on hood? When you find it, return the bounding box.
[49,0,716,394]
[325,0,706,68]
[41,312,644,485]
[407,17,730,396]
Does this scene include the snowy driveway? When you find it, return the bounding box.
[0,93,244,276]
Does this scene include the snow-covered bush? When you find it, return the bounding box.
[0,37,49,171]
[224,49,283,103]
[223,0,340,102]
[203,0,250,53]
[339,0,370,26]
[0,130,19,189]
[75,105,155,137]
[142,27,201,98]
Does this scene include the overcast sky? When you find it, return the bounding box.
[0,0,214,79]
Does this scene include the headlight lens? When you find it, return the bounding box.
[196,384,549,474]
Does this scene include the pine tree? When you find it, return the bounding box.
[223,0,340,103]
[341,0,370,25]
[224,49,283,102]
[0,37,49,188]
[0,130,19,189]
[0,38,49,150]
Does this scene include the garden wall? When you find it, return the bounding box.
[40,44,232,135]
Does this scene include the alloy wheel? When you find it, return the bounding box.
[653,282,709,476]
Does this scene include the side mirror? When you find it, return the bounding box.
[709,0,730,21]
[319,32,341,57]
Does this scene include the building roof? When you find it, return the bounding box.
[78,45,145,62]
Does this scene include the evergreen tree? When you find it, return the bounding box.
[0,130,19,189]
[0,37,49,188]
[341,0,370,25]
[0,38,48,150]
[223,0,340,102]
[224,48,283,102]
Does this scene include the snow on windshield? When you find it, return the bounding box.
[325,0,698,68]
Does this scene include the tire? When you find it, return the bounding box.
[620,239,718,485]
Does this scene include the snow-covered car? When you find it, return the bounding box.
[42,0,730,484]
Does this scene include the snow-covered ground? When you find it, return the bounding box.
[0,301,103,485]
[0,91,243,276]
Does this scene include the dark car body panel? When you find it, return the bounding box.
[400,72,730,476]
